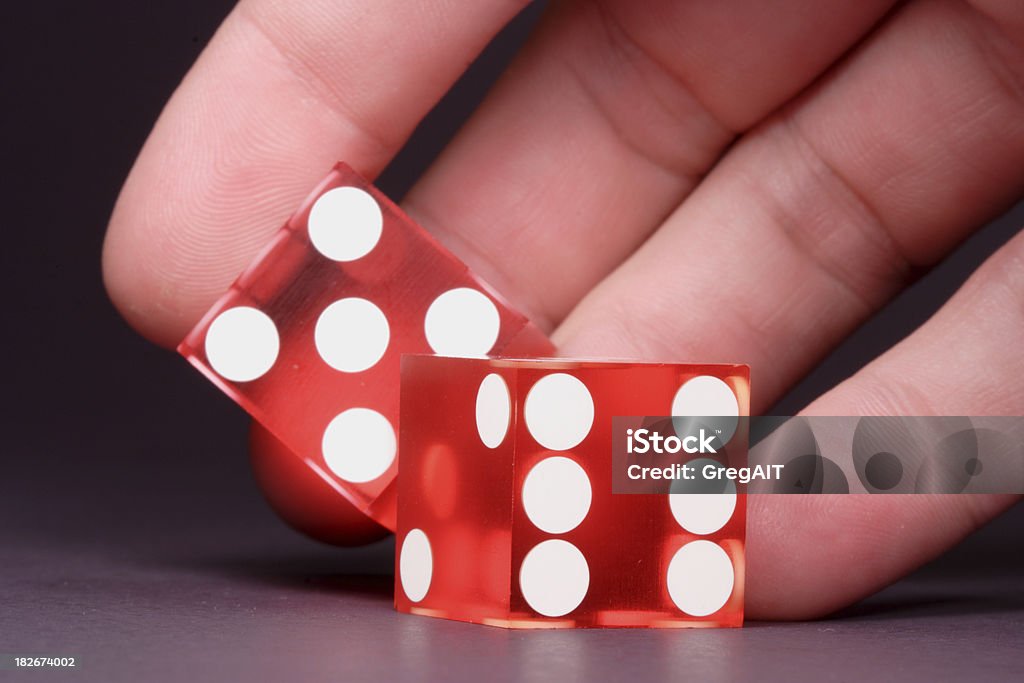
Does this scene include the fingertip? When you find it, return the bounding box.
[102,190,184,349]
[249,421,391,547]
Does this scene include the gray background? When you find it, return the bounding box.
[1,2,1021,681]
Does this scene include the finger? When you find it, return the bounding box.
[248,422,389,546]
[103,0,529,347]
[748,227,1024,619]
[556,0,1024,411]
[404,0,895,329]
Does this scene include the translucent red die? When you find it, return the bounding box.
[396,356,750,628]
[178,164,552,530]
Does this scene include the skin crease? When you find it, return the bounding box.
[102,0,1024,619]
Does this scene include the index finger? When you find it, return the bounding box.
[102,0,530,347]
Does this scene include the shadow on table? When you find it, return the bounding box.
[830,589,1024,622]
[147,548,1024,625]
[124,531,396,602]
[173,552,393,597]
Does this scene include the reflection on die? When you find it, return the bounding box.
[396,356,750,628]
[178,163,552,532]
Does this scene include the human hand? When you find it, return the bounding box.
[102,0,1024,618]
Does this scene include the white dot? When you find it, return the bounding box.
[522,457,592,534]
[423,288,500,357]
[666,540,735,617]
[314,298,390,373]
[669,491,737,535]
[321,408,396,483]
[519,540,589,617]
[476,374,510,448]
[307,186,383,262]
[204,306,279,382]
[671,376,740,444]
[524,374,594,451]
[400,529,432,603]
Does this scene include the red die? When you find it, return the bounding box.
[178,164,552,531]
[396,356,750,628]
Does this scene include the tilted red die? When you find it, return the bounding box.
[395,356,749,628]
[178,164,553,530]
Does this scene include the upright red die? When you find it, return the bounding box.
[178,164,552,531]
[396,356,750,628]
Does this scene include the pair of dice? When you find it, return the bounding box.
[179,163,749,628]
